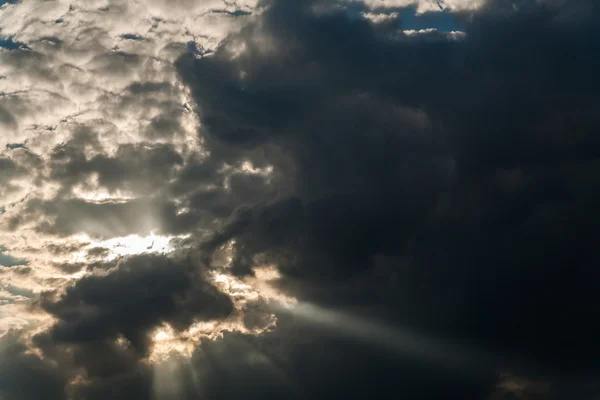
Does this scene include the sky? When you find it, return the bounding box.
[1,0,599,399]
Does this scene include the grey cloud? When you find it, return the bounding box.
[38,253,233,352]
[88,310,495,400]
[0,149,41,201]
[0,47,61,86]
[0,105,18,132]
[46,124,184,196]
[120,34,145,41]
[16,197,166,238]
[86,51,141,78]
[54,259,117,275]
[71,364,152,400]
[0,156,19,185]
[173,0,600,396]
[54,262,86,275]
[11,190,235,240]
[105,81,192,141]
[29,253,234,400]
[88,143,183,193]
[0,334,67,400]
[3,265,32,275]
[179,0,455,278]
[86,246,110,259]
[2,0,600,398]
[241,297,275,331]
[43,241,90,256]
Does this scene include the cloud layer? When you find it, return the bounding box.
[2,0,600,399]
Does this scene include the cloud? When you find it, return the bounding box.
[356,0,485,13]
[48,137,184,196]
[177,0,600,392]
[1,0,600,399]
[37,253,233,352]
[0,334,67,400]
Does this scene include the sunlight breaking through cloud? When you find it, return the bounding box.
[1,0,599,398]
[90,232,188,260]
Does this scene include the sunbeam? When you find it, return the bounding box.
[274,302,507,377]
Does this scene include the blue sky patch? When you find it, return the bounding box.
[0,246,28,268]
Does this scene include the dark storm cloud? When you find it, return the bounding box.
[175,0,453,281]
[37,253,233,353]
[174,0,600,397]
[0,334,67,400]
[179,1,456,280]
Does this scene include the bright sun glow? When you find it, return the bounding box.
[90,232,189,260]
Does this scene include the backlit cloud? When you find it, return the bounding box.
[1,0,600,399]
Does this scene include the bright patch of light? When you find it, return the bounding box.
[154,329,171,342]
[403,29,466,41]
[71,190,134,204]
[150,324,197,362]
[147,267,292,363]
[212,272,257,301]
[404,28,438,36]
[362,11,399,23]
[0,316,29,337]
[148,316,278,363]
[222,161,274,190]
[239,161,273,176]
[90,232,188,260]
[148,320,239,363]
[211,267,296,306]
[357,0,485,14]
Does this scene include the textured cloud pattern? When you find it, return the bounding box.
[1,0,600,399]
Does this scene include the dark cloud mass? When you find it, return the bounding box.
[175,0,600,398]
[3,0,600,399]
[38,254,233,352]
[0,335,67,400]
